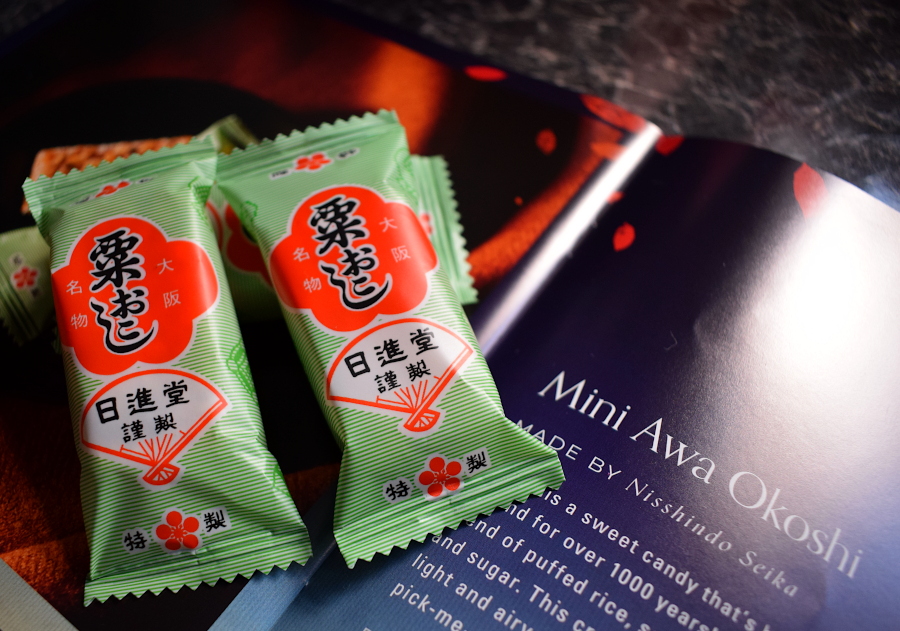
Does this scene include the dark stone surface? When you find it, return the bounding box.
[326,0,900,207]
[1,0,898,206]
[0,0,64,39]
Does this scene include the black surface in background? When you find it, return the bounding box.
[321,0,900,208]
[0,78,354,233]
[1,58,580,254]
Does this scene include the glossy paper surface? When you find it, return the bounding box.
[271,139,900,630]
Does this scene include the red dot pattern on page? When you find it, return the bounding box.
[465,66,507,81]
[613,222,636,251]
[580,95,645,133]
[793,163,827,218]
[655,135,684,155]
[536,129,557,155]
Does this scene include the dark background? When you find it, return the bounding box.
[3,0,898,208]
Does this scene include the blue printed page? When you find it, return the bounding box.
[262,138,900,631]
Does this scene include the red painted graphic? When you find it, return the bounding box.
[418,456,463,499]
[224,203,272,283]
[96,180,131,198]
[655,135,684,155]
[613,222,636,251]
[591,141,625,161]
[295,152,331,171]
[464,65,507,82]
[81,369,227,487]
[270,185,437,331]
[155,510,201,551]
[793,163,827,218]
[581,95,645,133]
[327,318,473,437]
[52,217,218,375]
[536,129,557,155]
[418,212,434,237]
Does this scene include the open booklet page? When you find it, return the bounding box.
[223,138,900,631]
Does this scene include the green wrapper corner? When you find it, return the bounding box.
[197,115,260,154]
[83,536,312,605]
[0,226,53,345]
[411,156,477,305]
[335,438,565,566]
[24,138,219,240]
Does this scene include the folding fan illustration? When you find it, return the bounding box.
[327,318,474,436]
[81,369,227,487]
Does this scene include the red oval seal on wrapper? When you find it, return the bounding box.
[269,185,437,331]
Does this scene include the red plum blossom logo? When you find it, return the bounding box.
[155,510,201,551]
[418,455,463,499]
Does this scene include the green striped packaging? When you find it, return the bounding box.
[208,153,477,323]
[217,111,564,565]
[4,111,475,338]
[23,140,311,605]
[196,114,260,156]
[0,158,473,339]
[0,226,53,344]
[410,155,477,305]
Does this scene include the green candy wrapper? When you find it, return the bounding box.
[411,154,477,305]
[0,226,53,344]
[196,114,259,156]
[208,153,476,322]
[201,114,477,321]
[217,111,564,565]
[23,140,311,604]
[4,115,475,339]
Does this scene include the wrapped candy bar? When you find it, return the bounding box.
[10,115,277,330]
[10,114,474,332]
[1,156,474,342]
[20,115,249,198]
[21,136,192,212]
[217,111,564,564]
[23,139,311,604]
[208,153,476,321]
[410,154,477,305]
